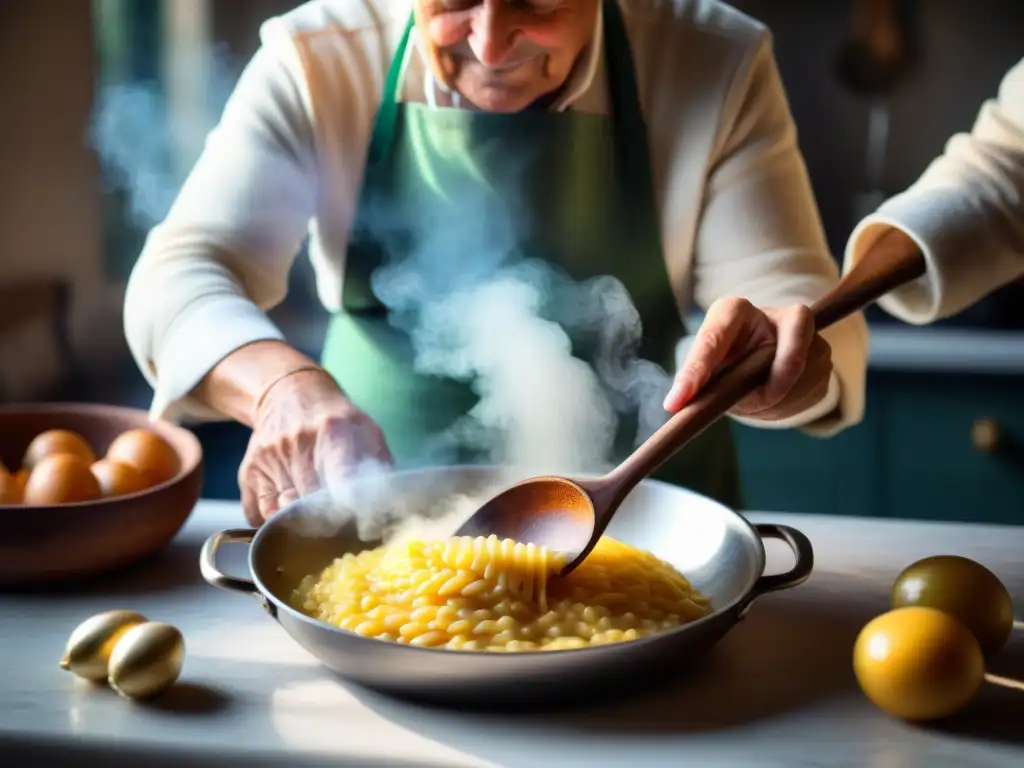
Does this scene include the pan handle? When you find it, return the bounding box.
[748,523,815,601]
[200,528,260,595]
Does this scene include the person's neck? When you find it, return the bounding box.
[526,83,569,112]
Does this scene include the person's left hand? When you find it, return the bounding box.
[663,298,833,421]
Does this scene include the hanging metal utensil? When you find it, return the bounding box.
[835,0,914,221]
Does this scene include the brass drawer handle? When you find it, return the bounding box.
[971,419,1002,454]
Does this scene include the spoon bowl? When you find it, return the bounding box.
[458,229,927,574]
[454,476,596,560]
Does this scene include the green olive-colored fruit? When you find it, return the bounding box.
[107,621,184,700]
[60,610,149,681]
[892,555,1014,658]
[854,606,985,721]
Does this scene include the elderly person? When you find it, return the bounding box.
[125,0,868,524]
[669,56,1023,413]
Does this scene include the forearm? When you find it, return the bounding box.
[846,193,1024,325]
[191,340,333,428]
[845,58,1024,323]
[122,33,323,425]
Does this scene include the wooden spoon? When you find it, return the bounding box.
[456,230,926,574]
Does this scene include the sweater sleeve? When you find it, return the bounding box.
[691,32,869,437]
[123,20,318,424]
[844,57,1024,324]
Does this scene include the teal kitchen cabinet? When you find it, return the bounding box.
[733,370,1024,524]
[732,407,881,517]
[879,371,1024,524]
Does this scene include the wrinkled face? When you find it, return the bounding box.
[415,0,598,113]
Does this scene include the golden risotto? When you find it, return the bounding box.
[291,534,711,652]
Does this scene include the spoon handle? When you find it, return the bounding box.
[592,229,926,514]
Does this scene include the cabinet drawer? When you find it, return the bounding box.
[878,372,1024,524]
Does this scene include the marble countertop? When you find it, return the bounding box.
[2,501,1022,768]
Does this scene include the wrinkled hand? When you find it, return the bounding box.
[239,369,394,525]
[663,298,832,421]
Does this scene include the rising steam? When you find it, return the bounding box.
[90,44,238,230]
[90,39,675,544]
[360,152,675,478]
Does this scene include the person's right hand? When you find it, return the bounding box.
[238,368,394,525]
[664,298,833,421]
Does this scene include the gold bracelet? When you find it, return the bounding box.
[252,365,326,417]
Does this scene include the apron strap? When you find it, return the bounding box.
[601,0,659,223]
[366,15,416,168]
[600,1,678,341]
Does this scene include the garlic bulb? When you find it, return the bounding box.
[107,621,185,699]
[60,610,148,681]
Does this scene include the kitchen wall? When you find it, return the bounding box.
[731,0,1024,278]
[0,2,112,399]
[0,0,306,402]
[212,0,292,53]
[0,3,100,285]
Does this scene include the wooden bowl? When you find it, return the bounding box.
[0,402,203,587]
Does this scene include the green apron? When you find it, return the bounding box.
[321,0,742,509]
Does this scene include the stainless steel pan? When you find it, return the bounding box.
[200,465,813,709]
